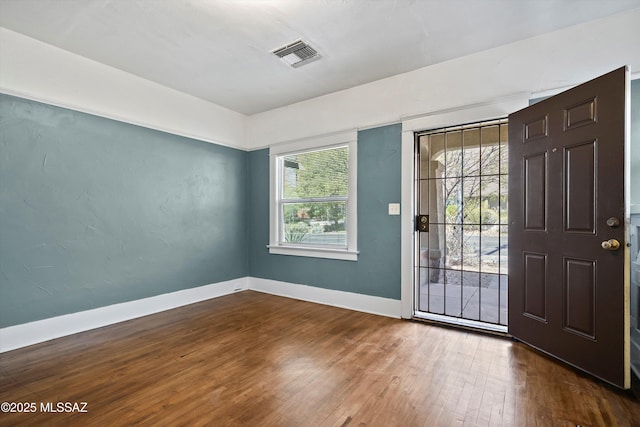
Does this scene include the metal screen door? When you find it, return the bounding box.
[415,119,508,332]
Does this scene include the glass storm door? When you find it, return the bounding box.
[415,119,509,332]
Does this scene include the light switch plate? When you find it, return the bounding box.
[388,203,400,215]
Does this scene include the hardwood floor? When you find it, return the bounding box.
[1,291,639,426]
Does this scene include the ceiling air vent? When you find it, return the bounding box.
[272,40,320,68]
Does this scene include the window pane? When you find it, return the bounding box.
[461,225,480,270]
[480,175,500,226]
[282,147,348,199]
[480,273,501,324]
[445,269,462,317]
[463,128,481,177]
[419,135,433,179]
[423,268,445,314]
[499,274,508,326]
[499,225,508,275]
[499,123,509,174]
[462,271,480,320]
[480,226,500,274]
[419,178,429,214]
[420,223,445,268]
[444,177,462,224]
[444,131,462,178]
[499,174,508,225]
[444,224,462,269]
[282,202,346,246]
[461,176,480,225]
[424,132,445,179]
[480,125,500,176]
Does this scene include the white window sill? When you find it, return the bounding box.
[267,245,359,261]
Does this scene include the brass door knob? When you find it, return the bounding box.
[601,239,621,250]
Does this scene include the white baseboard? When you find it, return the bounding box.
[0,276,401,353]
[248,277,401,319]
[0,277,249,353]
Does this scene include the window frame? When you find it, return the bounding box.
[268,131,358,261]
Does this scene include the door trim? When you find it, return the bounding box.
[400,95,529,320]
[624,69,632,388]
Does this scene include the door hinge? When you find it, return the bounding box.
[416,215,429,232]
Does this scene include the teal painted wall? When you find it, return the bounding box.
[2,82,635,328]
[0,94,248,327]
[248,124,402,300]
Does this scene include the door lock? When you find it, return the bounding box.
[606,217,621,228]
[416,215,429,232]
[601,239,621,251]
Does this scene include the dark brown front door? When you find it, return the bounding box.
[508,67,629,388]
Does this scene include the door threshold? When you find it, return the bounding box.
[413,311,508,336]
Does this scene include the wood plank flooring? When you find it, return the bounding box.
[1,290,639,426]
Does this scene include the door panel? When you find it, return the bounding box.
[508,67,628,388]
[523,252,547,321]
[563,257,596,338]
[523,153,547,230]
[564,141,596,233]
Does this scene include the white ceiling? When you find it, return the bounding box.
[1,0,639,115]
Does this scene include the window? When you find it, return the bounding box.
[269,131,358,260]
